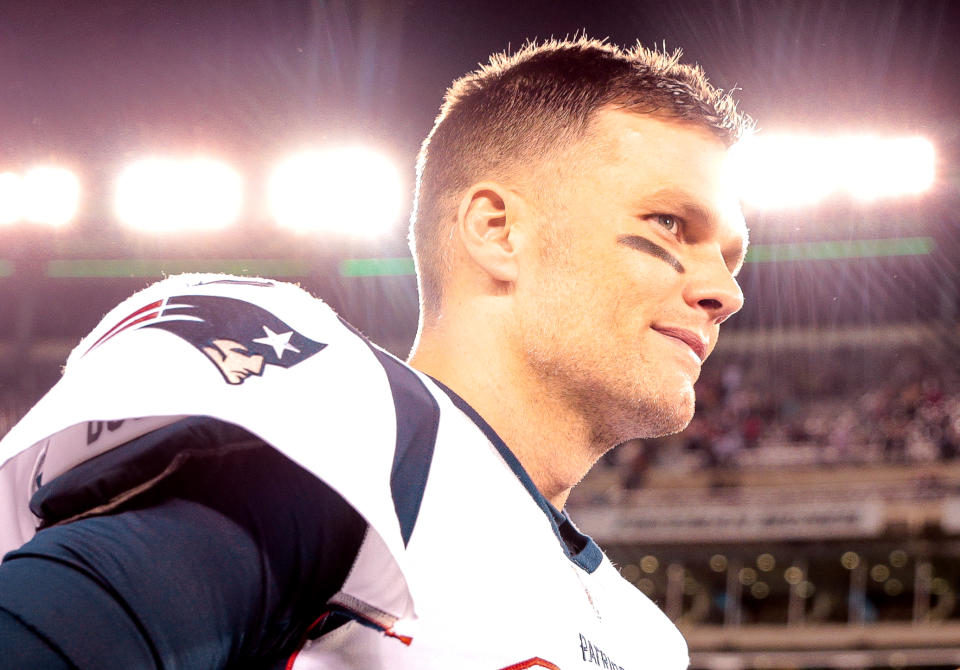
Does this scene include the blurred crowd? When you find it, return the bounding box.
[609,346,960,489]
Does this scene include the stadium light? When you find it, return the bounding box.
[0,172,24,225]
[0,167,80,226]
[115,157,243,232]
[729,135,935,209]
[24,167,81,226]
[268,147,403,237]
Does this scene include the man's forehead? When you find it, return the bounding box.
[589,112,743,204]
[580,111,731,196]
[588,107,726,152]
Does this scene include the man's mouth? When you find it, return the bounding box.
[651,326,707,362]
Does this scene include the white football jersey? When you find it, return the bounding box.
[0,274,688,670]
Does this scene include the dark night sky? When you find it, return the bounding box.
[1,0,957,174]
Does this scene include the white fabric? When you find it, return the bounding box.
[0,274,688,669]
[294,373,688,670]
[0,274,414,625]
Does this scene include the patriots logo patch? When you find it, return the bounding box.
[83,294,326,385]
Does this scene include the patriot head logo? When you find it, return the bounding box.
[84,294,326,385]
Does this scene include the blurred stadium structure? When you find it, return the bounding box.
[570,342,960,668]
[2,2,960,669]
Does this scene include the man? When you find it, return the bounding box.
[0,38,751,668]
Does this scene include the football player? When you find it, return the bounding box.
[0,38,751,669]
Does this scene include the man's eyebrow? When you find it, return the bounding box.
[640,188,716,225]
[641,187,749,273]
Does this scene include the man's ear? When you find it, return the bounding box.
[456,181,525,283]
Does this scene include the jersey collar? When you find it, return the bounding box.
[429,377,604,574]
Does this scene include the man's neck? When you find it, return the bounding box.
[408,321,604,509]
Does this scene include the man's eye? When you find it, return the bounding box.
[653,214,679,234]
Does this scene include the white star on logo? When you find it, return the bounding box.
[252,325,300,360]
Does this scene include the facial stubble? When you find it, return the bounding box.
[520,236,697,453]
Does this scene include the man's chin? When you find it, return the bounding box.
[649,412,694,439]
[657,386,697,435]
[624,388,696,440]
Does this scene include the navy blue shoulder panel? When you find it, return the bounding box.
[370,348,439,546]
[429,378,604,574]
[340,320,439,547]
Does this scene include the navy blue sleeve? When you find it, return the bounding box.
[0,418,368,669]
[0,606,73,670]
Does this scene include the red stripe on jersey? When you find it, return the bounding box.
[285,612,331,670]
[284,607,414,669]
[383,628,413,646]
[499,658,563,670]
[85,300,163,354]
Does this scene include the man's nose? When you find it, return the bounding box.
[683,250,744,325]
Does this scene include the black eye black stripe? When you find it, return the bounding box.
[617,235,685,274]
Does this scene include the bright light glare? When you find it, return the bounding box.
[115,157,243,232]
[0,173,24,225]
[269,147,403,236]
[18,167,81,226]
[730,135,935,209]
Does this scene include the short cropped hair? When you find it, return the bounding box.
[410,37,754,315]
